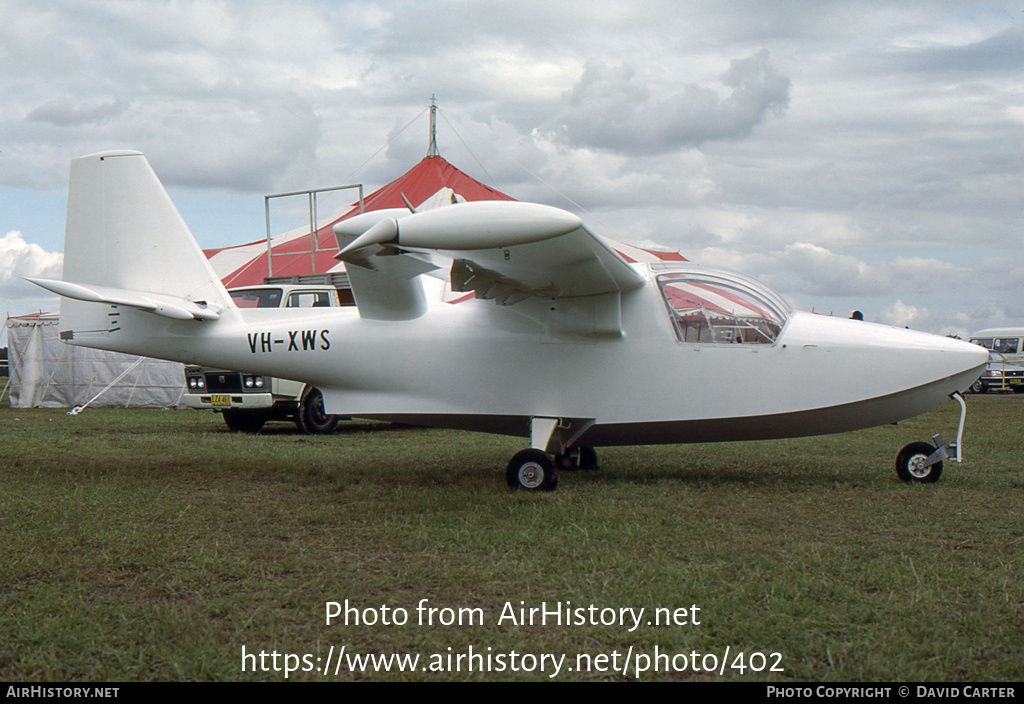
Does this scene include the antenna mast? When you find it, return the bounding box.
[427,95,440,157]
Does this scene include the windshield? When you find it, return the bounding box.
[970,337,1019,355]
[230,288,284,309]
[657,269,790,345]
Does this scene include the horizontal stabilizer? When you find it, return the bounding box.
[27,277,222,321]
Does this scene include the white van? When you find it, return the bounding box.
[968,328,1024,363]
[968,327,1024,393]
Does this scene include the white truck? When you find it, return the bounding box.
[182,273,355,433]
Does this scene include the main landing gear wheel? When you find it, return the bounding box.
[896,442,943,484]
[506,449,558,492]
[295,386,338,435]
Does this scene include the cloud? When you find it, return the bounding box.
[889,24,1024,76]
[1,2,1022,335]
[696,241,967,300]
[544,50,790,154]
[2,1,342,192]
[147,95,323,192]
[879,299,922,328]
[28,97,128,126]
[0,231,63,306]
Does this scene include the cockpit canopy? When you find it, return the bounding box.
[655,266,791,345]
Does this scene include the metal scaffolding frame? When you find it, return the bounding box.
[263,184,364,278]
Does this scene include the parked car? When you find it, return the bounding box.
[969,351,1024,393]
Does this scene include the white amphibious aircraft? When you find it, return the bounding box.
[31,151,988,491]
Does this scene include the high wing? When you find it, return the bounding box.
[333,201,646,321]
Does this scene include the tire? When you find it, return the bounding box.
[969,379,985,394]
[295,387,338,435]
[895,442,943,483]
[506,449,558,491]
[222,409,266,433]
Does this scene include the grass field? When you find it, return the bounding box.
[1,387,1021,681]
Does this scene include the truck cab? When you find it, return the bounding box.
[182,273,355,432]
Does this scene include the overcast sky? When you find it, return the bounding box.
[2,0,1022,336]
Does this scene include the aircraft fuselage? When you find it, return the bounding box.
[63,266,986,447]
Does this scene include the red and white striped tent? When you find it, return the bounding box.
[203,154,685,288]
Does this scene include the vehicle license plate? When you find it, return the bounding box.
[211,394,231,406]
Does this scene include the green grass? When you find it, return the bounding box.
[1,395,1022,681]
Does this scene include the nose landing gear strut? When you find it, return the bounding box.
[895,392,967,484]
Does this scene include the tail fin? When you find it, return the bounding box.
[32,151,233,331]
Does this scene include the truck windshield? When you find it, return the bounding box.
[230,288,284,308]
[657,269,790,345]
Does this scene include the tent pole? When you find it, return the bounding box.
[427,95,439,157]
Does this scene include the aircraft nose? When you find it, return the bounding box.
[944,335,990,388]
[884,326,989,392]
[785,313,990,400]
[881,324,990,398]
[950,336,989,364]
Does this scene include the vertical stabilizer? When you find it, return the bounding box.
[62,151,232,309]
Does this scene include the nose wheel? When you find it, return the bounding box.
[896,441,943,483]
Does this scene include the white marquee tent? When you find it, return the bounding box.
[4,313,186,409]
